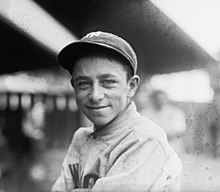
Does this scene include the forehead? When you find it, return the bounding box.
[72,54,127,78]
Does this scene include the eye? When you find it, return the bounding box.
[102,80,116,87]
[76,81,91,89]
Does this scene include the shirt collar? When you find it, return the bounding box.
[92,101,139,139]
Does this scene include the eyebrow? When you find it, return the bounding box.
[74,73,118,82]
[99,73,117,79]
[74,76,90,82]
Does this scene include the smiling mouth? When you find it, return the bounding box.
[87,106,108,110]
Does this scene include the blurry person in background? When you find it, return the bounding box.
[141,90,187,156]
[22,101,48,183]
[23,101,45,143]
[0,125,13,178]
[0,100,46,192]
[206,62,220,157]
[0,124,16,192]
[51,31,182,192]
[211,91,220,157]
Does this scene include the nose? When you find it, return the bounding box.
[89,83,104,102]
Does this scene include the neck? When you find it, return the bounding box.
[94,101,133,132]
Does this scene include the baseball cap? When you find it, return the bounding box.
[58,31,138,75]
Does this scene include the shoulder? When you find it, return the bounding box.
[67,127,93,154]
[63,127,93,164]
[131,114,167,140]
[129,114,176,155]
[74,127,93,139]
[72,127,93,145]
[131,115,182,166]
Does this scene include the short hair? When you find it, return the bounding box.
[71,46,133,81]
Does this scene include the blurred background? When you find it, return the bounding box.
[0,0,220,191]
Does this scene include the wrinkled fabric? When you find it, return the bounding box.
[51,102,182,192]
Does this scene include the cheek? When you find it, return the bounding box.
[108,87,129,102]
[75,91,87,105]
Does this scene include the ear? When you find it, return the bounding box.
[70,78,75,88]
[128,75,140,98]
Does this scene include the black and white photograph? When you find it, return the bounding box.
[0,0,220,191]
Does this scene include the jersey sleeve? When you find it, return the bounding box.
[91,136,182,192]
[50,140,78,191]
[51,128,92,192]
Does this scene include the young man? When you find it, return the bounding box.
[51,31,182,192]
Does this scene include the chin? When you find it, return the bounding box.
[93,120,110,127]
[90,117,112,128]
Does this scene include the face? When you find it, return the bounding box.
[71,54,139,129]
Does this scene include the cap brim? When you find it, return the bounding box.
[58,42,96,73]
